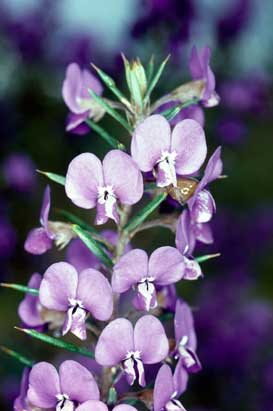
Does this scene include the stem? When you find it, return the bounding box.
[129,215,178,240]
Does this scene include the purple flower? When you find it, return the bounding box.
[62,62,104,134]
[187,146,223,223]
[18,273,44,328]
[77,403,137,411]
[154,364,187,411]
[39,262,113,340]
[65,150,143,225]
[27,360,99,410]
[174,300,201,375]
[189,46,219,107]
[2,153,36,192]
[131,115,207,188]
[14,368,31,411]
[175,209,213,280]
[95,315,169,386]
[112,247,184,311]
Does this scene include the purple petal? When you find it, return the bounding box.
[183,257,202,280]
[199,146,223,190]
[77,400,108,411]
[173,104,205,128]
[131,115,171,172]
[134,315,169,364]
[190,189,215,223]
[18,273,43,327]
[24,227,53,255]
[174,300,197,350]
[95,318,134,366]
[193,221,213,244]
[153,364,174,411]
[189,45,203,80]
[200,47,215,100]
[59,360,99,403]
[66,239,100,272]
[149,246,184,285]
[178,348,202,373]
[112,249,148,293]
[77,268,113,321]
[39,262,78,311]
[95,195,119,225]
[103,150,143,205]
[171,119,207,175]
[173,360,189,396]
[66,112,89,133]
[62,304,87,340]
[39,185,52,237]
[65,153,103,209]
[62,63,85,114]
[134,280,157,312]
[81,68,103,98]
[14,368,30,411]
[27,362,60,408]
[175,210,196,255]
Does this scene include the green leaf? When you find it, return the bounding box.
[107,387,117,405]
[72,225,113,269]
[91,64,132,111]
[195,253,221,263]
[85,119,126,150]
[144,182,157,191]
[0,282,39,295]
[15,328,95,359]
[37,170,65,186]
[88,89,133,133]
[144,55,170,104]
[160,97,199,121]
[146,55,155,85]
[0,345,34,367]
[124,192,167,233]
[55,209,96,233]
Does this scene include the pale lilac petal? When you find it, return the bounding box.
[200,47,215,99]
[59,360,99,403]
[189,46,202,79]
[14,368,30,411]
[62,305,87,340]
[18,273,43,327]
[39,262,78,311]
[194,222,213,244]
[27,362,60,408]
[81,69,103,98]
[77,400,108,411]
[174,300,197,350]
[65,153,103,209]
[190,189,215,223]
[149,246,184,285]
[24,227,53,255]
[173,360,189,396]
[131,115,171,172]
[175,210,196,255]
[39,185,52,237]
[199,146,222,190]
[95,318,134,366]
[183,257,202,280]
[134,315,169,364]
[173,104,205,128]
[103,150,143,205]
[77,268,113,321]
[171,119,207,175]
[153,364,174,411]
[95,195,119,225]
[112,249,148,293]
[113,405,138,411]
[66,239,100,272]
[62,63,84,114]
[66,112,89,133]
[179,347,202,373]
[134,281,157,311]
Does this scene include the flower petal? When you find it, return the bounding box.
[62,63,84,114]
[77,268,113,321]
[173,360,189,396]
[171,119,207,175]
[175,210,196,255]
[95,318,134,366]
[81,69,103,98]
[131,115,171,172]
[59,360,100,402]
[189,45,202,80]
[183,257,202,280]
[153,364,174,411]
[199,146,222,190]
[65,153,103,209]
[27,362,60,408]
[24,227,53,255]
[66,112,89,133]
[190,189,215,223]
[103,150,143,205]
[112,249,148,293]
[18,273,43,327]
[174,300,197,350]
[149,246,184,285]
[134,315,169,364]
[77,400,108,411]
[66,239,100,272]
[39,185,52,237]
[39,262,78,311]
[194,221,213,244]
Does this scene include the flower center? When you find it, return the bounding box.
[123,350,146,387]
[156,150,177,188]
[96,185,118,224]
[62,299,87,340]
[136,277,157,311]
[56,394,75,411]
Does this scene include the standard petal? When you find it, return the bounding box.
[24,227,53,255]
[175,210,196,255]
[27,362,60,408]
[77,268,113,321]
[189,45,202,79]
[39,185,52,237]
[103,150,143,205]
[77,400,108,411]
[149,246,184,285]
[66,239,100,272]
[171,119,207,175]
[134,315,169,364]
[174,300,197,350]
[18,273,43,327]
[112,249,148,293]
[199,146,222,190]
[153,364,174,411]
[131,115,171,172]
[62,63,84,114]
[81,69,103,98]
[190,189,215,223]
[59,360,99,403]
[39,262,78,311]
[65,153,103,209]
[95,318,134,366]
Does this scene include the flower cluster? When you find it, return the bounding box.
[7,47,223,411]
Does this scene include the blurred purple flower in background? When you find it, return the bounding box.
[2,153,36,192]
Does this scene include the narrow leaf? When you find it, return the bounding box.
[55,209,97,233]
[0,345,34,367]
[196,253,221,263]
[37,170,65,186]
[1,282,39,295]
[72,225,113,268]
[88,89,133,133]
[15,328,95,359]
[124,192,167,233]
[160,97,199,121]
[144,55,170,104]
[146,55,155,85]
[85,119,126,151]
